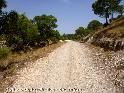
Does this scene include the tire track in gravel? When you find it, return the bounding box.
[4,41,119,93]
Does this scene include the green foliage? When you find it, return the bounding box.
[0,11,23,50]
[116,5,124,16]
[33,14,60,45]
[4,11,19,35]
[34,15,57,30]
[75,27,92,38]
[61,34,75,40]
[74,35,81,40]
[87,20,103,31]
[18,14,39,46]
[0,0,61,52]
[33,15,58,41]
[0,11,61,51]
[92,0,122,23]
[0,47,11,69]
[61,27,93,41]
[0,12,7,35]
[52,30,60,39]
[0,47,10,59]
[75,27,85,37]
[0,11,60,51]
[0,0,7,13]
[50,30,60,43]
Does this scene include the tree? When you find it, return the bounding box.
[0,0,60,51]
[33,15,58,42]
[0,0,7,35]
[116,5,124,16]
[1,12,39,51]
[52,30,60,40]
[61,34,75,40]
[0,11,7,35]
[75,27,85,37]
[0,0,7,13]
[87,20,102,31]
[75,27,91,37]
[1,11,21,50]
[4,11,19,35]
[75,27,90,40]
[50,30,60,43]
[18,14,39,47]
[92,0,121,24]
[75,26,94,40]
[109,0,121,19]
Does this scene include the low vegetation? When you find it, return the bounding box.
[0,47,10,59]
[0,47,11,70]
[0,0,65,71]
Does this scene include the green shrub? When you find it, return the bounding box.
[0,47,11,69]
[0,47,10,59]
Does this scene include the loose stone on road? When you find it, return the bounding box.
[5,41,119,93]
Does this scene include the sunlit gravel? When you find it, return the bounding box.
[4,41,123,93]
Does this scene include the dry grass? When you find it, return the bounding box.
[93,16,124,37]
[0,41,65,92]
[9,42,64,64]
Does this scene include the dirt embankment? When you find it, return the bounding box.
[81,17,124,92]
[87,17,124,51]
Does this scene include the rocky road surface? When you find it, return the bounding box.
[4,41,123,93]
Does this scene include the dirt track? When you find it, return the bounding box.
[4,41,122,93]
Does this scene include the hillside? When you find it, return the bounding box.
[88,16,124,51]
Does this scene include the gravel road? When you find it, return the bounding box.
[4,41,121,93]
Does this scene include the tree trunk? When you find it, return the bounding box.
[121,12,123,16]
[105,16,108,24]
[105,8,109,24]
[111,13,113,19]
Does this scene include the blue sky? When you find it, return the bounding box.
[5,0,124,34]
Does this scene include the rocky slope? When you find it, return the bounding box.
[85,16,124,51]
